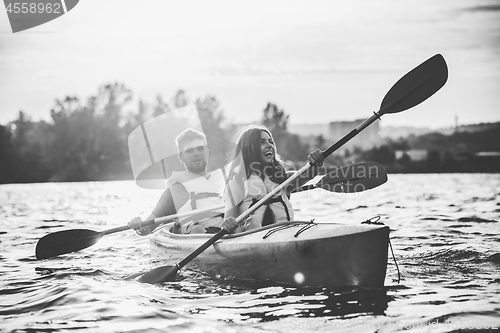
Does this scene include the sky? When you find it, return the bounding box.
[0,0,499,129]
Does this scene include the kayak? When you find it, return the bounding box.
[149,221,390,288]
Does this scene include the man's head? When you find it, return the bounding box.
[176,128,209,174]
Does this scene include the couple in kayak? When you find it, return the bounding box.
[128,126,324,235]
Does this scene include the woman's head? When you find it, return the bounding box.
[232,125,286,180]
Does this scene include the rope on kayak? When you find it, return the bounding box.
[294,220,316,238]
[389,238,401,284]
[263,224,296,239]
[262,221,314,239]
[361,215,383,225]
[362,216,401,284]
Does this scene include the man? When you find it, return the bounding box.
[128,128,235,235]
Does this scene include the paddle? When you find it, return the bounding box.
[35,204,225,260]
[291,162,388,194]
[137,54,448,284]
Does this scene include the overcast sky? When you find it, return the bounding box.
[1,0,499,129]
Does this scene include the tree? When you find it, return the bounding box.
[97,83,132,124]
[0,124,16,183]
[125,99,150,132]
[282,133,310,162]
[442,151,457,172]
[46,84,133,181]
[259,102,310,162]
[315,134,326,150]
[195,95,233,169]
[390,138,410,151]
[152,95,170,117]
[399,152,412,165]
[47,96,95,181]
[361,145,395,165]
[262,102,289,132]
[173,89,189,109]
[427,149,441,170]
[7,111,53,182]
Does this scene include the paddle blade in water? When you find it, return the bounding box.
[138,265,179,284]
[319,162,388,193]
[379,54,448,115]
[35,229,103,260]
[138,229,227,284]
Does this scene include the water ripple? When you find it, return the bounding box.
[1,175,499,332]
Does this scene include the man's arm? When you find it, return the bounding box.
[131,183,189,236]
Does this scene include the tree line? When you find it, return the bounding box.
[0,83,316,184]
[357,125,500,173]
[1,83,498,185]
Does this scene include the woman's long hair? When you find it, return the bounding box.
[231,126,288,183]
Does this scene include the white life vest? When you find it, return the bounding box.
[236,173,294,231]
[168,170,225,233]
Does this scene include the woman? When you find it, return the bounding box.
[222,126,324,233]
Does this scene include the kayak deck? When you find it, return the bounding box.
[149,221,390,288]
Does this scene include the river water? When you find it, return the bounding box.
[1,174,499,332]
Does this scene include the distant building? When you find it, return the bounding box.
[328,119,381,151]
[395,149,428,161]
[379,126,432,139]
[287,123,329,138]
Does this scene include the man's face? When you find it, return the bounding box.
[178,138,209,173]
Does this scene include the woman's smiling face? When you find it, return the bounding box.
[260,130,276,165]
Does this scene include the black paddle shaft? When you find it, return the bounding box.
[322,113,380,158]
[137,229,229,283]
[178,229,228,268]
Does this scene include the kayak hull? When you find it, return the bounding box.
[149,221,389,288]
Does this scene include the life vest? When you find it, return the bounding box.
[236,173,294,231]
[168,170,225,233]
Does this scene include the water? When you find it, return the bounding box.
[1,174,499,332]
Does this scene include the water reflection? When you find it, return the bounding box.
[157,273,393,323]
[238,287,392,322]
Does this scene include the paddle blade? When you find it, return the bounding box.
[138,265,179,284]
[319,162,388,193]
[380,54,448,115]
[35,229,103,260]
